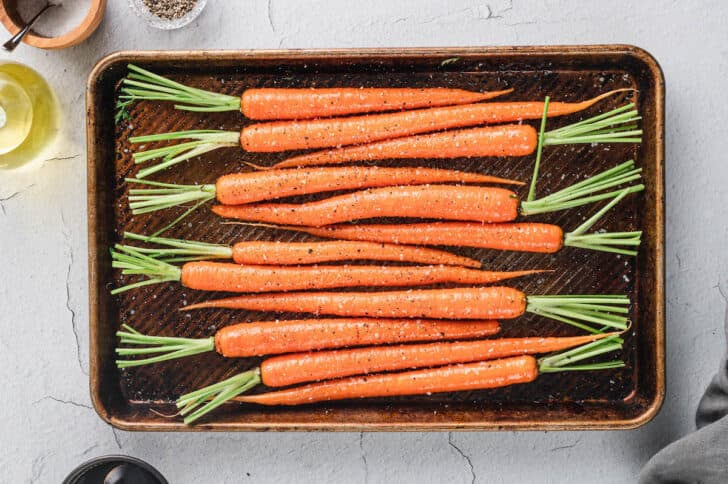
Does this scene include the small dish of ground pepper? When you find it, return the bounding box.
[128,0,208,30]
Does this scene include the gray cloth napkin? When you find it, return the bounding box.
[638,311,728,484]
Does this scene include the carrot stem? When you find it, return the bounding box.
[110,245,181,294]
[176,369,262,425]
[520,160,643,215]
[123,232,233,262]
[130,130,239,179]
[563,189,642,255]
[526,295,630,333]
[119,64,241,113]
[115,324,215,367]
[542,104,642,145]
[526,96,550,202]
[126,178,215,215]
[538,335,625,372]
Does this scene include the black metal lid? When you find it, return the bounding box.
[62,455,167,484]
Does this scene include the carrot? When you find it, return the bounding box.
[251,357,540,405]
[127,161,642,235]
[183,287,631,335]
[241,87,515,120]
[283,222,566,253]
[176,336,624,422]
[110,246,543,294]
[218,166,521,203]
[211,160,642,226]
[260,333,616,386]
[243,186,643,256]
[116,318,500,367]
[212,185,523,225]
[130,164,519,198]
[122,232,483,268]
[181,283,523,319]
[120,64,513,118]
[266,125,535,169]
[127,99,640,176]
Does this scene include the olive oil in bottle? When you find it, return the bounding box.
[0,62,60,170]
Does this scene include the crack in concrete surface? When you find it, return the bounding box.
[112,428,123,449]
[31,455,46,483]
[267,0,276,32]
[550,437,582,452]
[33,395,92,410]
[359,432,369,483]
[448,432,476,484]
[44,154,80,163]
[61,212,87,376]
[0,185,33,214]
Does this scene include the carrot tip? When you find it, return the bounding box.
[149,407,181,418]
[242,160,271,171]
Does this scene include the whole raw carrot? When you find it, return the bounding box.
[241,90,629,151]
[131,165,520,197]
[176,336,624,422]
[118,324,614,374]
[213,166,522,204]
[231,241,478,266]
[282,222,566,253]
[212,185,522,225]
[123,232,483,268]
[240,87,515,120]
[182,287,632,335]
[183,286,528,318]
[128,161,642,231]
[120,64,514,118]
[244,357,540,405]
[216,319,500,357]
[115,319,501,366]
[116,318,500,368]
[262,333,615,386]
[181,262,542,292]
[250,184,644,256]
[270,124,536,169]
[110,246,542,294]
[128,96,638,177]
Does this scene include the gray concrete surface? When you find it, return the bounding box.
[0,1,725,482]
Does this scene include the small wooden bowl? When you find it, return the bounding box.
[0,0,107,49]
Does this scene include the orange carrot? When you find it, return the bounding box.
[261,333,614,386]
[116,319,501,366]
[230,241,481,267]
[214,319,499,358]
[239,90,627,152]
[129,160,642,231]
[130,163,519,194]
[182,286,528,319]
[264,222,566,253]
[123,232,483,268]
[121,65,514,118]
[176,335,624,421]
[237,179,643,256]
[215,166,522,204]
[179,262,542,292]
[110,246,542,294]
[240,87,515,120]
[182,288,631,335]
[212,185,520,226]
[129,96,639,178]
[269,124,536,169]
[241,357,539,406]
